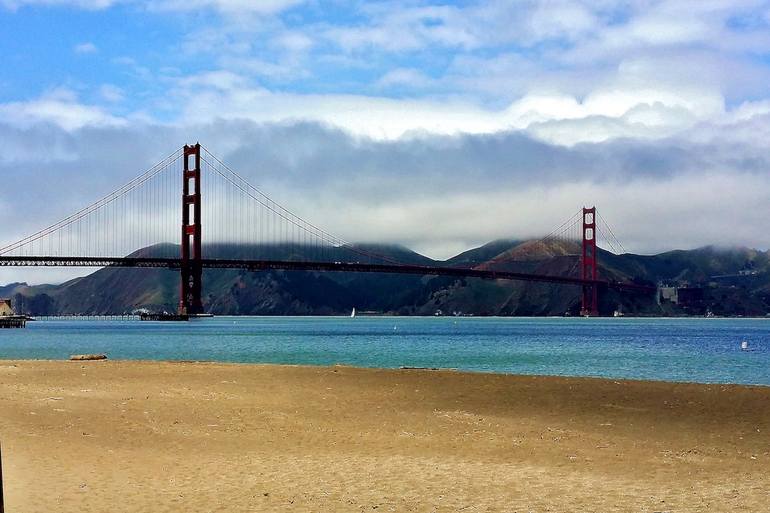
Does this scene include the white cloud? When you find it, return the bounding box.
[309,171,770,258]
[724,99,770,123]
[74,42,97,54]
[512,85,724,144]
[2,0,304,12]
[0,124,77,163]
[170,68,728,145]
[272,31,313,53]
[1,0,116,9]
[99,84,125,103]
[177,86,501,140]
[3,112,770,286]
[0,89,125,131]
[0,62,731,147]
[150,0,304,14]
[527,1,598,42]
[375,68,432,89]
[324,4,480,53]
[217,56,311,81]
[179,70,248,90]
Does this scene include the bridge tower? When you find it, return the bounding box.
[179,143,204,315]
[581,206,599,316]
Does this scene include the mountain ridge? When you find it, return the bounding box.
[4,241,770,317]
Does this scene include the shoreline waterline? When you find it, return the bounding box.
[3,357,770,389]
[2,316,769,386]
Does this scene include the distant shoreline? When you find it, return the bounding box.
[22,313,770,319]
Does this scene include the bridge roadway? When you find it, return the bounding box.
[0,256,654,293]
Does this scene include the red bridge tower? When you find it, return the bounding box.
[179,143,203,315]
[581,206,599,316]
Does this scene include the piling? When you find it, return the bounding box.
[0,317,25,328]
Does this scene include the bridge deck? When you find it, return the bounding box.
[0,256,654,292]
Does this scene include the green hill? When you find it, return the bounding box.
[5,242,770,317]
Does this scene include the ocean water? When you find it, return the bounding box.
[1,316,769,386]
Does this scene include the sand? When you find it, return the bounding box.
[0,360,768,512]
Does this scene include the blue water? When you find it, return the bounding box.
[1,317,769,385]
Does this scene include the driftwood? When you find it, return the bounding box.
[69,354,108,361]
[399,366,457,371]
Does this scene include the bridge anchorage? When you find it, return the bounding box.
[0,143,653,317]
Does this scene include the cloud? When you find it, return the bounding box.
[0,89,124,131]
[5,0,770,285]
[74,42,97,54]
[99,84,125,103]
[0,123,77,163]
[0,61,735,147]
[3,0,305,12]
[172,76,501,139]
[179,70,248,91]
[129,1,765,145]
[168,69,727,145]
[272,31,313,53]
[2,114,770,274]
[149,0,304,15]
[1,0,116,9]
[323,4,480,53]
[375,68,433,90]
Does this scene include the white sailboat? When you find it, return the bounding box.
[350,307,356,318]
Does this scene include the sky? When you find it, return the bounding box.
[2,0,770,284]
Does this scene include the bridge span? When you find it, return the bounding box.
[0,144,652,316]
[0,256,653,293]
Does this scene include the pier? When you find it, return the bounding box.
[140,313,190,321]
[0,316,26,328]
[33,314,140,321]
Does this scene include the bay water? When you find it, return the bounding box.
[1,316,769,385]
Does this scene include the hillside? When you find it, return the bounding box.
[4,242,770,317]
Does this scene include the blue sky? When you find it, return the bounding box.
[3,0,770,283]
[0,1,466,112]
[4,0,767,124]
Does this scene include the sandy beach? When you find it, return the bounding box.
[0,360,768,512]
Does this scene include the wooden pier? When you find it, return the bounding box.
[33,314,139,321]
[140,313,189,321]
[0,316,26,328]
[19,313,210,322]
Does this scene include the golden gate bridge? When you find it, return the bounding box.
[0,144,653,316]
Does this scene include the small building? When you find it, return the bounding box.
[659,287,678,304]
[659,286,705,306]
[0,298,13,316]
